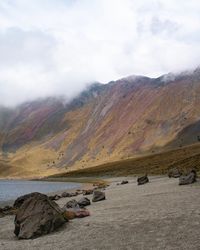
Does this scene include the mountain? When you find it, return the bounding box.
[1,69,200,178]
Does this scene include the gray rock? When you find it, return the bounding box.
[14,192,40,209]
[14,193,67,239]
[64,199,80,210]
[61,192,70,197]
[78,197,91,208]
[48,194,61,201]
[92,190,105,202]
[83,189,93,195]
[0,207,4,218]
[121,180,129,185]
[168,168,182,178]
[179,170,197,185]
[137,175,149,185]
[1,205,17,216]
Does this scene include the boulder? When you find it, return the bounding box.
[14,192,67,239]
[0,207,4,218]
[63,209,90,220]
[1,205,17,216]
[92,190,105,202]
[64,199,80,210]
[83,189,93,195]
[78,197,91,208]
[61,192,70,198]
[168,168,182,178]
[63,210,76,220]
[60,192,77,198]
[48,194,61,201]
[76,190,83,195]
[14,192,40,209]
[69,192,78,197]
[179,170,197,185]
[137,175,149,185]
[121,180,129,185]
[63,199,90,219]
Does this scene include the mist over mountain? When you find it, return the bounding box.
[1,0,200,177]
[1,0,200,106]
[1,69,200,177]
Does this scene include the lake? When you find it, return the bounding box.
[0,179,80,205]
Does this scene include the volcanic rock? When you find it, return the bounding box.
[92,190,105,202]
[14,192,41,209]
[137,175,149,185]
[78,197,91,208]
[168,168,182,178]
[179,170,197,185]
[14,192,67,239]
[83,189,94,195]
[121,180,129,185]
[48,194,61,201]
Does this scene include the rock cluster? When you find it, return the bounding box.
[3,185,107,240]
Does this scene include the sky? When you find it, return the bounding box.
[0,0,200,106]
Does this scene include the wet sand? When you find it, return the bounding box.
[1,176,200,250]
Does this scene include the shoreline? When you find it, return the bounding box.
[1,176,200,249]
[0,178,96,207]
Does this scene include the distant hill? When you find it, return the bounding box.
[1,68,200,177]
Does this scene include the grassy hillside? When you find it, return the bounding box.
[47,143,200,177]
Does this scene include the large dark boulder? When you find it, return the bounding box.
[14,193,67,239]
[13,192,40,209]
[92,190,105,202]
[78,197,91,208]
[137,175,149,185]
[168,168,182,178]
[179,170,197,185]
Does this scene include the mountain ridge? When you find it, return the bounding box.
[1,69,200,177]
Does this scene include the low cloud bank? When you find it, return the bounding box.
[0,0,200,106]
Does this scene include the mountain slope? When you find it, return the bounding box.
[1,69,200,177]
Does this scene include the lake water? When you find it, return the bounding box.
[0,180,80,204]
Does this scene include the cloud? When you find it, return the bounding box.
[0,0,200,106]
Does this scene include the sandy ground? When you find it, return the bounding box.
[1,176,200,250]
